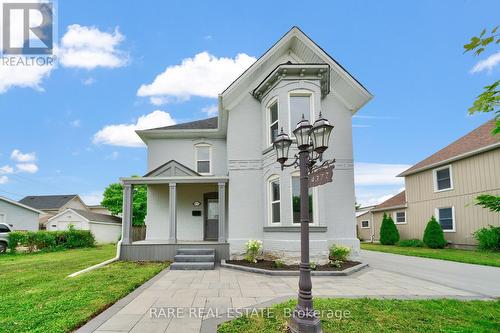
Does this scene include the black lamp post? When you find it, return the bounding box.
[273,112,334,333]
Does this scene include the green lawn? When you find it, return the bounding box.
[361,243,500,267]
[218,298,500,333]
[0,245,168,333]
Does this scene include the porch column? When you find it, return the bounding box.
[122,183,133,245]
[218,182,226,243]
[169,183,177,243]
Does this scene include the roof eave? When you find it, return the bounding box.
[371,204,407,213]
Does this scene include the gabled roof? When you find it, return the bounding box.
[148,117,218,131]
[19,194,81,210]
[0,196,43,214]
[49,208,121,224]
[399,120,499,177]
[372,191,406,212]
[144,160,200,177]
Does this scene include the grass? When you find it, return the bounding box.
[218,298,500,333]
[0,244,168,333]
[361,243,500,267]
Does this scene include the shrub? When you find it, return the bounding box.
[379,213,400,245]
[310,262,317,270]
[329,245,351,262]
[65,227,95,249]
[423,216,447,249]
[7,232,26,253]
[397,239,424,247]
[244,239,262,263]
[330,260,342,268]
[274,259,284,269]
[474,225,500,251]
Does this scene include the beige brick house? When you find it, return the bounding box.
[357,120,500,248]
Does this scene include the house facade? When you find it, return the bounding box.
[119,27,372,263]
[357,120,500,247]
[0,196,42,231]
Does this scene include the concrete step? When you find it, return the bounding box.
[176,248,215,256]
[174,254,215,262]
[170,262,215,270]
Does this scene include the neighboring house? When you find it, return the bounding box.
[47,209,121,244]
[0,196,42,231]
[358,120,500,248]
[19,194,88,229]
[119,27,372,263]
[88,204,112,215]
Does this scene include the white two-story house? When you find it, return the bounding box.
[119,27,372,264]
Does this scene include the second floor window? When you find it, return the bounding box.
[290,93,312,132]
[195,145,211,174]
[434,166,452,191]
[269,101,279,145]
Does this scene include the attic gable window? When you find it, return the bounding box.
[268,100,279,146]
[195,144,211,175]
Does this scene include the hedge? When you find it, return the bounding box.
[474,225,500,251]
[7,227,95,254]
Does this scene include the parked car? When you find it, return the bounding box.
[0,223,11,253]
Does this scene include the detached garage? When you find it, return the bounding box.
[0,196,42,231]
[47,209,122,244]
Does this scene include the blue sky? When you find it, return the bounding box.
[0,0,498,205]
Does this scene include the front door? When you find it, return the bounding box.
[204,192,219,241]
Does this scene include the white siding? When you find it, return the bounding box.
[0,199,39,231]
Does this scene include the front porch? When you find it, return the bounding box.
[119,172,229,261]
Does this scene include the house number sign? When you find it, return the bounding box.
[309,164,334,188]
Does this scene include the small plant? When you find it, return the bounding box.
[329,245,351,262]
[244,239,262,263]
[329,260,342,268]
[397,239,425,247]
[274,259,285,269]
[423,216,447,249]
[380,213,400,245]
[310,262,317,270]
[474,225,500,251]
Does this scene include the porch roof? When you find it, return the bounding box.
[120,176,229,185]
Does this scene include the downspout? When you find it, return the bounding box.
[67,240,122,278]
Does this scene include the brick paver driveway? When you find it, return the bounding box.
[77,264,489,333]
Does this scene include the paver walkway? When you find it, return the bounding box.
[78,264,489,333]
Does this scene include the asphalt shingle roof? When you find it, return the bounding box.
[373,191,406,211]
[73,209,121,224]
[19,195,78,210]
[148,117,218,131]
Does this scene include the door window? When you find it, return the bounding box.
[207,199,219,219]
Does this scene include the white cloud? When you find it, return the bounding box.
[16,163,38,173]
[93,110,176,147]
[0,165,14,174]
[11,149,36,162]
[202,104,218,116]
[137,52,256,103]
[81,191,103,205]
[59,24,128,69]
[0,175,8,184]
[471,51,500,74]
[354,162,410,186]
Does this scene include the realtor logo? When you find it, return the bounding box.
[2,1,53,55]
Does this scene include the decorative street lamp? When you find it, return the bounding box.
[273,112,334,333]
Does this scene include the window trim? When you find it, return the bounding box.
[360,220,370,229]
[393,211,407,225]
[290,171,319,226]
[288,90,315,137]
[194,143,212,175]
[433,165,453,192]
[268,175,281,225]
[266,97,279,147]
[435,206,456,233]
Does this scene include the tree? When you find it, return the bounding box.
[101,180,147,226]
[464,26,500,135]
[475,194,500,212]
[379,213,400,245]
[423,216,447,249]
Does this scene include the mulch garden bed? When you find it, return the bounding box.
[226,259,361,271]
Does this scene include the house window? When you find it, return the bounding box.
[437,207,455,232]
[289,92,312,133]
[195,144,211,174]
[291,175,314,223]
[434,165,452,191]
[394,211,406,224]
[361,220,369,228]
[268,100,279,145]
[269,178,280,224]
